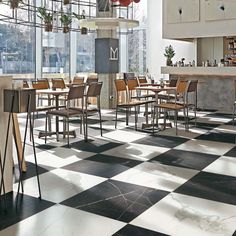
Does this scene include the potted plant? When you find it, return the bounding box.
[60,14,72,33]
[73,12,87,35]
[9,0,21,9]
[164,45,175,66]
[63,0,69,5]
[38,7,53,32]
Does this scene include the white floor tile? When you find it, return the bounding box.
[14,169,106,203]
[102,143,169,161]
[1,205,125,236]
[131,192,236,236]
[112,162,198,192]
[174,139,235,156]
[203,155,236,177]
[102,130,147,143]
[25,151,86,168]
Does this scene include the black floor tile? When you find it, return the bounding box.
[68,118,106,125]
[70,138,123,153]
[188,121,220,130]
[87,154,142,168]
[175,171,236,205]
[36,144,58,150]
[62,156,138,178]
[61,179,169,223]
[0,192,54,230]
[113,224,169,236]
[133,135,189,148]
[14,161,52,183]
[149,149,219,171]
[196,131,236,144]
[224,146,236,157]
[206,112,233,119]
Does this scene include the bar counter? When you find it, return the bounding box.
[161,66,236,112]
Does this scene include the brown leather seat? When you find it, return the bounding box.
[154,80,188,135]
[45,84,86,147]
[115,79,153,130]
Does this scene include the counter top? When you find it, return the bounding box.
[161,66,236,77]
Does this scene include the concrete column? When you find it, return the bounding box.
[96,0,117,109]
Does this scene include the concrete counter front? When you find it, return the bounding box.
[161,67,236,112]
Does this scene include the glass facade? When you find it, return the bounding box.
[128,2,147,74]
[0,0,147,78]
[0,24,35,76]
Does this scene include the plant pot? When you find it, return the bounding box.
[44,22,53,32]
[166,59,172,66]
[81,27,88,35]
[63,0,69,4]
[63,26,70,33]
[10,0,19,9]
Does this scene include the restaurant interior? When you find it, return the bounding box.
[0,0,236,235]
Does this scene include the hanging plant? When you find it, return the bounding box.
[60,14,72,33]
[81,27,88,35]
[63,0,69,5]
[38,7,53,32]
[73,12,87,34]
[9,0,21,9]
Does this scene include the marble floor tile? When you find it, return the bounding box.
[69,137,123,153]
[203,155,236,177]
[174,139,235,156]
[112,162,198,192]
[175,171,236,205]
[62,156,139,178]
[113,224,169,236]
[0,192,54,231]
[196,130,236,144]
[149,149,219,171]
[131,192,236,236]
[61,179,169,223]
[133,134,189,148]
[102,143,169,161]
[102,130,147,143]
[14,169,106,203]
[0,205,125,236]
[224,146,236,157]
[25,151,82,168]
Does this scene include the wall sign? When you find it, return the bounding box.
[95,38,119,74]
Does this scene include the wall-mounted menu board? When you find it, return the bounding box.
[205,0,236,21]
[167,0,200,24]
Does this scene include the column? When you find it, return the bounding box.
[96,0,117,109]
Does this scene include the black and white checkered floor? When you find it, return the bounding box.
[1,109,236,236]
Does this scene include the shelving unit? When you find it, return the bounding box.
[224,36,236,66]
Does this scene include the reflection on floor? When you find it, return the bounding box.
[1,109,236,236]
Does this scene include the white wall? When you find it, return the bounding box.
[197,37,224,65]
[147,0,197,80]
[163,0,236,39]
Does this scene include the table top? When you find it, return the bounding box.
[36,88,69,95]
[136,86,177,92]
